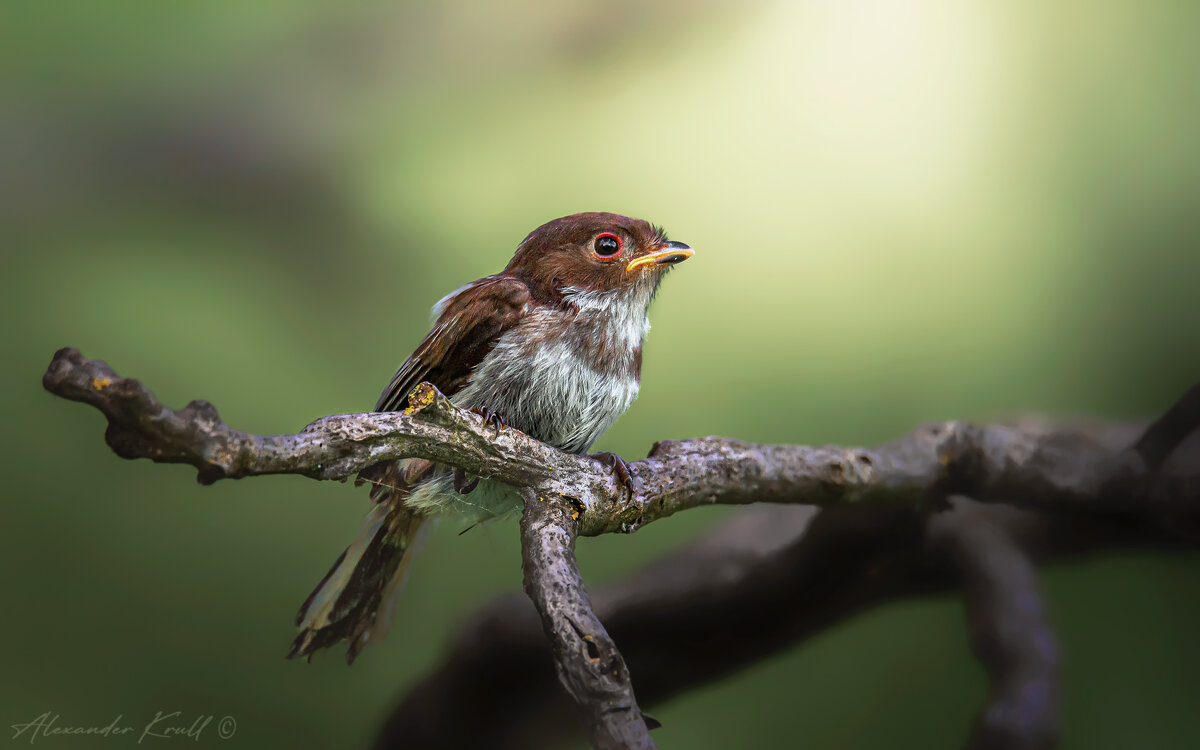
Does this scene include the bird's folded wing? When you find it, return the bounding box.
[374,275,531,412]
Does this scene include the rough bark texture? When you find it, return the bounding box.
[520,488,655,749]
[42,347,1200,750]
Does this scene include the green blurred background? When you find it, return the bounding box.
[3,0,1198,747]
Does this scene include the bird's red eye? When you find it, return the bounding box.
[593,233,622,259]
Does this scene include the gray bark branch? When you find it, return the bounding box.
[40,348,1194,530]
[520,488,655,749]
[42,347,1200,750]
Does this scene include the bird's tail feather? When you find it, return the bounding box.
[288,460,431,664]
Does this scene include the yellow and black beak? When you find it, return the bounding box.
[626,241,695,272]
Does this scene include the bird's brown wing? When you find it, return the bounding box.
[374,275,531,412]
[290,276,531,663]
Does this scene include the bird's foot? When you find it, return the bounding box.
[459,408,507,493]
[590,451,636,497]
[470,406,508,435]
[454,467,480,495]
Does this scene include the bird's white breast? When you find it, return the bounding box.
[408,284,654,521]
[451,297,644,455]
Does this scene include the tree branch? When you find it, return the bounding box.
[41,346,585,487]
[40,348,1194,530]
[42,347,1200,749]
[929,502,1059,750]
[1133,382,1200,471]
[520,488,655,749]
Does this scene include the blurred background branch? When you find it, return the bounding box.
[929,505,1060,750]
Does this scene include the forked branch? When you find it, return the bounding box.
[42,347,1200,750]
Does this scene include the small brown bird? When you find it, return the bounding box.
[289,212,693,662]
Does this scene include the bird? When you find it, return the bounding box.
[288,211,694,663]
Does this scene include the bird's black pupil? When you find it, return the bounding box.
[595,236,620,256]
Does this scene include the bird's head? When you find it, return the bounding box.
[507,212,693,303]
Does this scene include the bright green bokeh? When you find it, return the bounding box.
[3,1,1198,748]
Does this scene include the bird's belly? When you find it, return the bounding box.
[407,337,639,522]
[401,318,643,522]
[452,336,640,455]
